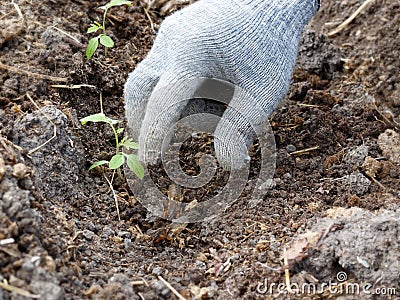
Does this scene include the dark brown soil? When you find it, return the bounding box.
[1,0,399,299]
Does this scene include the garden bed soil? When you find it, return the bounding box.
[0,0,399,299]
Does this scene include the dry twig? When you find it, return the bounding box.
[328,0,375,36]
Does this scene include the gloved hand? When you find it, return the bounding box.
[124,0,319,170]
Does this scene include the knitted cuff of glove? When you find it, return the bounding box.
[238,0,320,13]
[233,0,319,32]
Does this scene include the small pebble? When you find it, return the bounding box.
[82,230,94,241]
[283,173,292,179]
[101,226,114,239]
[124,238,133,249]
[344,145,369,166]
[258,179,276,190]
[152,267,163,276]
[356,256,370,268]
[117,231,131,238]
[40,255,56,272]
[286,144,297,153]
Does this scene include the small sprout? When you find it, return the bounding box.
[80,111,144,180]
[80,98,143,222]
[86,0,132,59]
[88,160,109,171]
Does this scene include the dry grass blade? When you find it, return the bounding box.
[328,0,375,36]
[25,94,57,155]
[144,0,194,15]
[51,84,97,89]
[289,146,319,156]
[50,26,81,44]
[104,172,121,221]
[12,2,24,19]
[0,246,20,257]
[297,103,322,108]
[131,280,146,286]
[0,282,40,298]
[143,8,155,31]
[283,249,293,294]
[0,61,68,82]
[0,238,15,245]
[138,292,146,300]
[158,276,186,300]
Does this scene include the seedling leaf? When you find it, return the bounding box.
[101,0,132,10]
[109,154,125,169]
[109,118,120,125]
[116,128,124,134]
[125,154,144,179]
[87,24,100,33]
[89,160,109,171]
[80,113,110,125]
[121,139,139,150]
[99,34,114,48]
[86,37,99,59]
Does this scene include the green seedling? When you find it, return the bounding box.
[86,0,132,59]
[80,112,144,180]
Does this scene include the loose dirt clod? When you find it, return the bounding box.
[362,156,381,178]
[378,129,400,164]
[295,207,400,288]
[0,155,5,180]
[0,19,24,46]
[12,162,30,178]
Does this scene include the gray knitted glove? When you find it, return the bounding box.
[124,0,319,169]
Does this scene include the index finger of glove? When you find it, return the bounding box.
[138,74,205,165]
